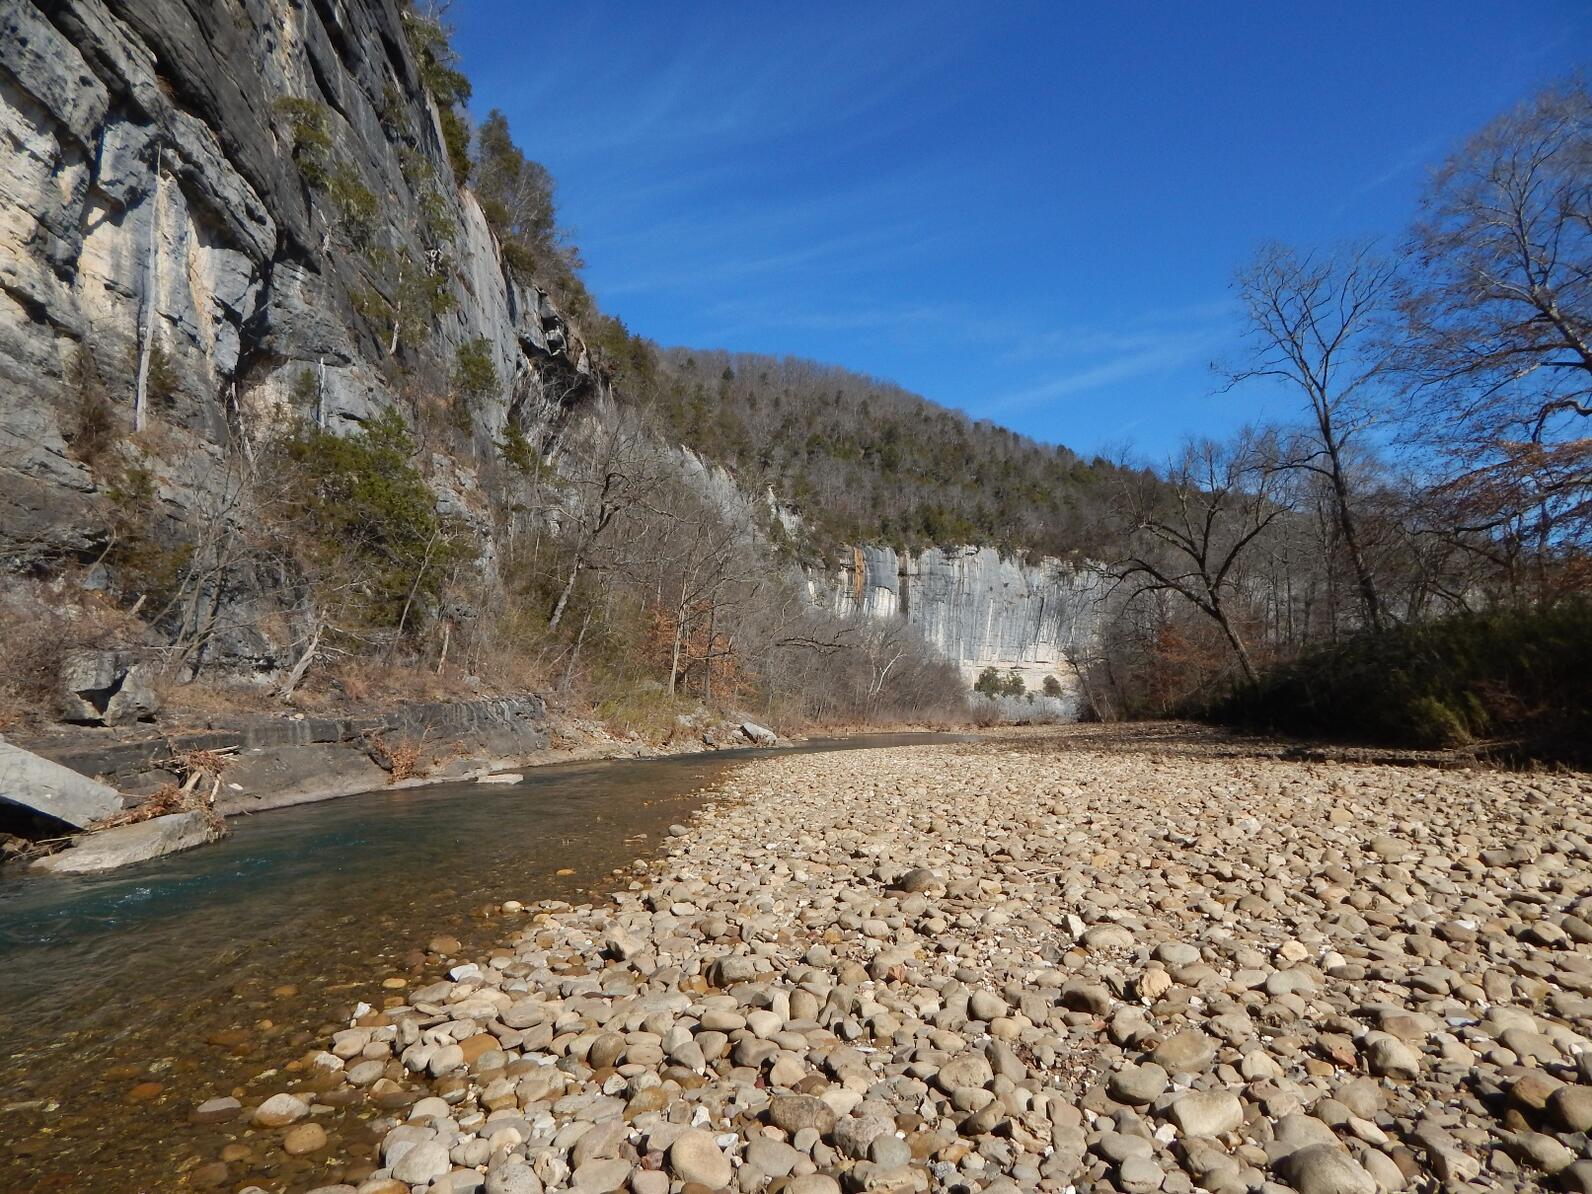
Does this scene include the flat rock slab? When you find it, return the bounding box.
[32,811,226,874]
[0,737,123,828]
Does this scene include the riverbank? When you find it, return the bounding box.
[6,696,852,873]
[200,725,1592,1194]
[0,733,967,1193]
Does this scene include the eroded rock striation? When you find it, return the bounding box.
[1,0,591,583]
[817,545,1103,709]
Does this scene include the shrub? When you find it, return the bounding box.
[1202,602,1592,760]
[63,346,118,466]
[1043,674,1064,698]
[973,666,1002,696]
[269,409,467,634]
[454,338,497,400]
[327,165,379,245]
[401,9,472,186]
[497,424,542,475]
[273,96,332,188]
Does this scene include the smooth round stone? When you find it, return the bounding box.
[484,1162,544,1194]
[253,1093,309,1127]
[869,1134,912,1168]
[626,1087,670,1117]
[968,991,1008,1021]
[669,1128,733,1187]
[1109,1062,1168,1105]
[194,1096,241,1124]
[1276,1143,1377,1194]
[571,1158,632,1192]
[746,1137,804,1177]
[934,1052,994,1092]
[770,1093,837,1134]
[1118,1154,1166,1192]
[588,1033,626,1069]
[1362,1035,1419,1080]
[393,1140,452,1185]
[1552,1085,1592,1132]
[785,1177,841,1194]
[1155,942,1201,966]
[1081,924,1135,950]
[282,1122,328,1155]
[1096,1133,1155,1163]
[1168,1091,1244,1137]
[746,1009,784,1038]
[1152,1030,1216,1073]
[1506,1131,1577,1174]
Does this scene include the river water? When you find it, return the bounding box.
[0,733,962,1192]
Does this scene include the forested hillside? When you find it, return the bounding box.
[645,350,1121,561]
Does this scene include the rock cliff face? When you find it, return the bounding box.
[0,0,591,571]
[815,545,1103,710]
[0,0,1106,716]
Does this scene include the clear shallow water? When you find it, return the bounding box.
[0,732,961,1192]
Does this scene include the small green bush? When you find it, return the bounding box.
[271,409,467,633]
[327,165,379,246]
[498,424,541,475]
[273,97,332,188]
[454,338,497,400]
[401,10,472,186]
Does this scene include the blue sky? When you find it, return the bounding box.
[450,2,1589,460]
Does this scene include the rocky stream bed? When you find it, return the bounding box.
[159,728,1592,1192]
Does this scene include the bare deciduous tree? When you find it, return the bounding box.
[1111,432,1290,683]
[1230,242,1394,628]
[1404,79,1591,441]
[1398,79,1592,582]
[544,403,668,631]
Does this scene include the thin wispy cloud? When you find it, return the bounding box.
[453,0,1591,456]
[981,311,1233,417]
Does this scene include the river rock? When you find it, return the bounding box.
[282,1122,327,1155]
[668,1128,732,1187]
[258,732,1592,1194]
[771,1093,837,1134]
[253,1093,308,1127]
[32,810,227,874]
[1276,1144,1377,1194]
[393,1139,452,1184]
[571,1158,632,1192]
[1109,1062,1168,1105]
[1169,1090,1244,1137]
[1152,1029,1216,1073]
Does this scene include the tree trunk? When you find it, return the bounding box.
[134,146,163,432]
[1213,605,1258,685]
[667,615,685,696]
[563,607,593,691]
[548,556,582,631]
[278,617,322,702]
[1327,459,1382,629]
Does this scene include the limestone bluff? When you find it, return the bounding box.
[0,0,1099,698]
